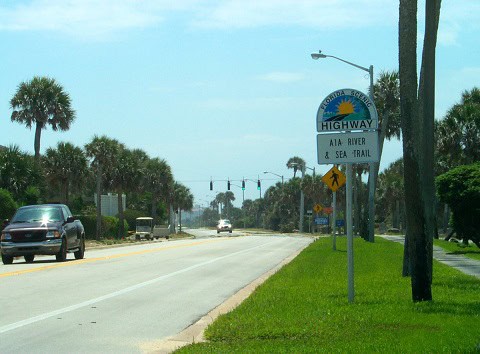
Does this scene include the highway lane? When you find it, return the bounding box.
[0,235,311,353]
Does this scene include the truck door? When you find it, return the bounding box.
[61,206,78,248]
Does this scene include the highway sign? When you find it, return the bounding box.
[317,131,379,164]
[321,166,346,192]
[317,88,378,132]
[313,204,322,213]
[323,206,333,215]
[315,217,329,225]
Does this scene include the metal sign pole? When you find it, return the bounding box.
[346,163,354,303]
[333,190,337,251]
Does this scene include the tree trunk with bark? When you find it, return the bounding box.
[95,162,103,241]
[399,0,441,302]
[117,190,124,238]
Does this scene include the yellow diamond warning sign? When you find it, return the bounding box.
[321,166,346,192]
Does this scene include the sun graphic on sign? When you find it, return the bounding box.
[336,99,355,115]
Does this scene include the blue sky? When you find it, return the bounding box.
[1,0,479,208]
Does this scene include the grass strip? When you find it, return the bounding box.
[434,239,480,261]
[178,236,480,353]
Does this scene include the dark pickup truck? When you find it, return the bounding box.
[1,204,85,265]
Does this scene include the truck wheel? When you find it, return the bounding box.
[2,254,14,265]
[24,255,35,263]
[56,238,67,262]
[74,237,85,260]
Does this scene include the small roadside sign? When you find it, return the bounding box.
[315,217,329,225]
[323,206,333,215]
[313,204,322,213]
[321,166,346,192]
[336,219,345,227]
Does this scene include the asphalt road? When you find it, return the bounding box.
[0,234,311,353]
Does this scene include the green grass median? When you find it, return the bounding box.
[178,237,480,353]
[434,238,480,261]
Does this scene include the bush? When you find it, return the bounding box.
[22,186,40,205]
[0,188,17,223]
[122,209,146,231]
[75,214,129,239]
[75,214,96,239]
[279,221,296,233]
[103,216,129,239]
[436,163,480,247]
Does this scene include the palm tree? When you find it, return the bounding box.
[10,76,75,161]
[85,136,120,240]
[110,147,148,238]
[43,142,88,204]
[436,87,480,169]
[173,183,194,232]
[0,145,41,201]
[286,156,305,178]
[145,158,173,223]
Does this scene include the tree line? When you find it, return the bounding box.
[1,76,193,239]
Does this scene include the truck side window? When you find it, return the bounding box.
[61,207,69,221]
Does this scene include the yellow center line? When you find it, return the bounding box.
[0,238,229,278]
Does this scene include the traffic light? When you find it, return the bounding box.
[210,181,213,190]
[257,179,261,190]
[242,180,245,190]
[227,180,231,190]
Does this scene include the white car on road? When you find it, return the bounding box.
[216,219,232,234]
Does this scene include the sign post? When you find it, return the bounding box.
[316,88,379,303]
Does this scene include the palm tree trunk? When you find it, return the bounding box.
[96,162,103,241]
[151,194,157,223]
[179,209,182,233]
[117,190,125,238]
[34,122,43,162]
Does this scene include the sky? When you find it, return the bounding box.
[1,0,479,208]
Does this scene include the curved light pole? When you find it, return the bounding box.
[263,171,284,185]
[312,50,376,244]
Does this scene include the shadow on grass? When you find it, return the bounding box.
[447,250,480,255]
[413,300,480,317]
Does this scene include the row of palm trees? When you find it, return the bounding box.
[6,76,194,239]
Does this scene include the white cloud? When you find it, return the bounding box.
[257,72,305,83]
[434,1,480,46]
[0,0,195,40]
[192,0,397,29]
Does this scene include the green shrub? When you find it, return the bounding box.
[75,214,96,239]
[103,216,129,239]
[74,214,129,239]
[436,163,480,247]
[122,209,146,231]
[0,188,17,224]
[21,186,40,205]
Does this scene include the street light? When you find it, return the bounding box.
[305,166,315,176]
[311,49,376,243]
[311,50,374,99]
[263,171,284,185]
[287,162,306,233]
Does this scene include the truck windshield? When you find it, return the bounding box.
[11,207,63,223]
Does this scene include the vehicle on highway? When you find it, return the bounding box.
[135,217,154,240]
[1,204,85,265]
[216,219,232,234]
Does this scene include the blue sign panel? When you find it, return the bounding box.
[315,217,329,225]
[336,219,345,227]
